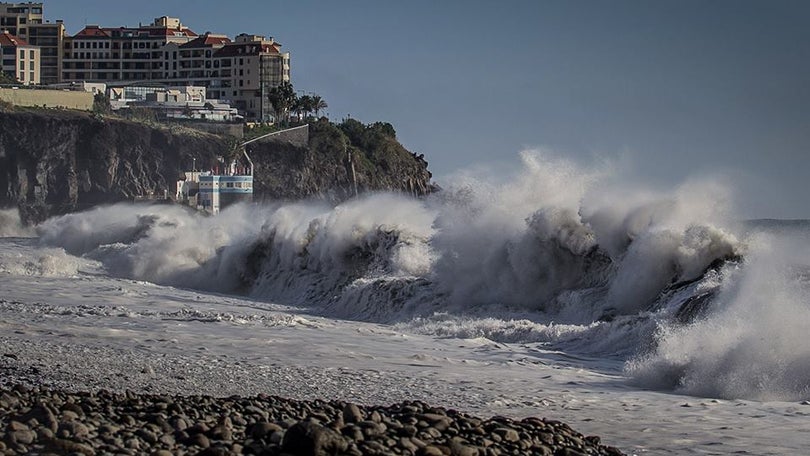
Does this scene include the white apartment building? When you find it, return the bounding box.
[61,17,291,121]
[0,30,38,84]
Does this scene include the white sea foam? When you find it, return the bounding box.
[7,150,810,454]
[627,231,810,400]
[29,149,810,404]
[0,208,34,237]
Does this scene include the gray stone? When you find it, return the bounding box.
[59,420,90,439]
[343,403,364,424]
[492,427,520,443]
[249,421,282,439]
[9,429,36,445]
[282,420,348,456]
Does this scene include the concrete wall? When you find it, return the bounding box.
[0,88,93,110]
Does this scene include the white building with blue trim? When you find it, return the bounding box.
[177,159,253,214]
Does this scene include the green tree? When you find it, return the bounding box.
[92,92,112,115]
[293,94,312,122]
[267,81,297,127]
[0,71,18,85]
[298,94,314,119]
[311,94,328,117]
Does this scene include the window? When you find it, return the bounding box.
[19,61,24,70]
[226,183,233,188]
[19,50,24,59]
[29,71,33,81]
[29,50,33,59]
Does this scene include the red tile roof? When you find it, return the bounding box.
[213,43,281,58]
[74,25,111,38]
[72,26,197,39]
[0,31,29,47]
[180,34,231,49]
[146,27,198,37]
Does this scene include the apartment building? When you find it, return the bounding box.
[0,30,39,84]
[60,17,290,121]
[62,16,198,82]
[210,34,290,120]
[0,4,292,120]
[0,2,42,39]
[0,2,63,84]
[26,19,63,84]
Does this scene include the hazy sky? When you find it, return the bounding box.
[47,1,810,218]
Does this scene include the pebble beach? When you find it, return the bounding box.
[0,385,625,456]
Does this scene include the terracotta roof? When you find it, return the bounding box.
[179,34,231,48]
[213,43,280,58]
[147,27,198,37]
[73,25,111,38]
[0,31,29,47]
[72,26,197,39]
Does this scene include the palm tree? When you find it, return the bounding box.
[311,95,328,118]
[267,81,297,126]
[298,95,314,120]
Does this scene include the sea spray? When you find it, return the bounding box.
[626,231,810,400]
[36,151,810,402]
[0,208,34,238]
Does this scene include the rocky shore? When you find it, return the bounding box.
[0,385,625,456]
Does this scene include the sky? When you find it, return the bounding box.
[45,0,810,218]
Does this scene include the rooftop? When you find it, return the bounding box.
[0,30,29,46]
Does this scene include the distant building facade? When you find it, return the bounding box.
[61,17,290,121]
[107,84,241,122]
[0,31,38,84]
[0,2,63,84]
[0,2,43,39]
[0,3,292,120]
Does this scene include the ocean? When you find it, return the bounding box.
[2,152,810,454]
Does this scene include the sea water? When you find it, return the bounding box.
[2,151,810,454]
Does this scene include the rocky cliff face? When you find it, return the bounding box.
[249,120,433,202]
[0,110,227,224]
[0,110,434,224]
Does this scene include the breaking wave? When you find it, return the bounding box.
[22,150,810,401]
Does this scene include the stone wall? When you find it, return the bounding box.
[0,88,93,111]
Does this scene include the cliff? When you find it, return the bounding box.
[0,110,433,224]
[249,119,433,202]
